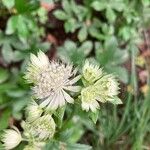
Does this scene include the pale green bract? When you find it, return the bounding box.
[82,60,103,84]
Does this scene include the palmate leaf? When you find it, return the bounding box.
[57,40,93,67]
[95,37,129,83]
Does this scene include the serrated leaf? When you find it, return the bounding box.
[106,8,116,23]
[104,36,118,51]
[79,41,93,56]
[64,19,78,33]
[62,0,71,14]
[78,26,87,42]
[53,10,68,20]
[91,1,106,11]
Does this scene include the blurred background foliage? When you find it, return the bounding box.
[0,0,150,149]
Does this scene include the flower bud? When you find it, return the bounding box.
[1,126,22,150]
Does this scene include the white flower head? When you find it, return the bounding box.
[95,74,120,100]
[106,75,120,97]
[81,61,121,112]
[23,115,55,141]
[26,100,43,122]
[1,126,22,150]
[81,86,100,112]
[25,51,81,110]
[82,60,103,84]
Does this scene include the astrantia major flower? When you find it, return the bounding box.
[81,61,122,112]
[1,126,22,150]
[82,60,103,84]
[94,74,120,101]
[23,115,55,141]
[26,100,43,122]
[25,51,81,110]
[81,86,100,112]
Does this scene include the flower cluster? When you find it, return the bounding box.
[1,51,121,149]
[81,61,122,112]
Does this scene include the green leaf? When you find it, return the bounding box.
[54,106,66,128]
[6,89,26,98]
[109,97,122,105]
[106,8,116,23]
[64,19,78,33]
[0,68,9,84]
[15,0,40,13]
[111,1,125,11]
[79,41,93,56]
[89,110,99,124]
[91,1,106,11]
[62,0,71,14]
[0,109,11,130]
[2,43,14,63]
[2,0,15,9]
[89,26,104,40]
[104,36,118,51]
[64,40,77,50]
[53,10,68,20]
[17,15,29,39]
[5,16,18,34]
[12,97,29,120]
[78,25,88,42]
[44,140,59,150]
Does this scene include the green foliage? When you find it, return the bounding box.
[95,37,129,83]
[0,0,150,149]
[57,40,93,66]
